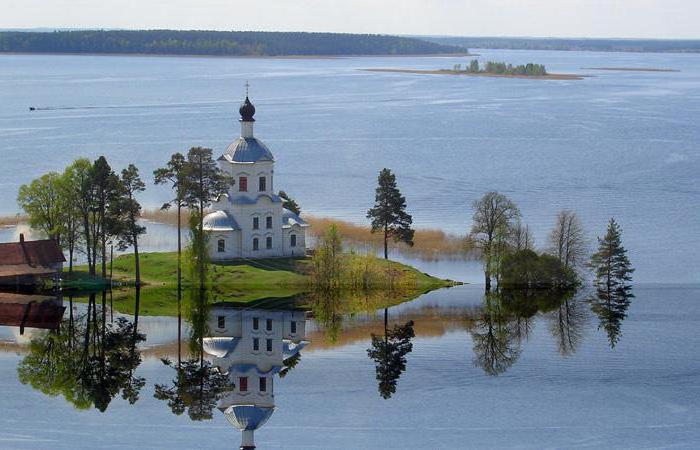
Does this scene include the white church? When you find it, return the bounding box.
[204,94,308,260]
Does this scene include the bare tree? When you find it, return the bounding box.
[548,210,587,272]
[469,192,520,290]
[509,220,534,252]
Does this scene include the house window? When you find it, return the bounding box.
[290,234,297,248]
[266,216,273,229]
[266,339,273,352]
[258,176,266,192]
[253,317,259,330]
[253,238,259,251]
[266,318,272,331]
[266,237,272,249]
[239,377,248,392]
[291,321,297,334]
[217,239,225,253]
[217,316,225,329]
[259,377,267,392]
[253,338,259,351]
[253,217,259,230]
[239,176,248,192]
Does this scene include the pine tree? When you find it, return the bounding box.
[278,190,301,215]
[367,168,414,260]
[590,218,634,291]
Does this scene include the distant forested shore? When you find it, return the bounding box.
[422,36,700,53]
[0,30,464,57]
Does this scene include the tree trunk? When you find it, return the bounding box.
[177,285,182,368]
[199,201,205,291]
[134,234,140,286]
[485,271,491,291]
[177,204,182,289]
[383,224,388,260]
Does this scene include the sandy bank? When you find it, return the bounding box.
[581,67,679,72]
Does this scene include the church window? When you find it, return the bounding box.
[253,217,259,230]
[291,321,297,334]
[290,234,297,247]
[217,239,225,253]
[266,236,272,249]
[253,238,259,251]
[253,317,259,330]
[258,176,266,192]
[253,338,259,351]
[217,316,225,329]
[266,318,272,331]
[266,216,273,229]
[266,339,273,352]
[239,377,248,392]
[259,377,267,392]
[239,176,248,192]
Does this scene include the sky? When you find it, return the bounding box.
[1,0,699,39]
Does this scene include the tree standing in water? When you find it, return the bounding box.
[469,191,520,290]
[154,152,188,289]
[181,147,230,289]
[548,210,587,273]
[367,168,414,260]
[589,218,635,348]
[93,156,120,279]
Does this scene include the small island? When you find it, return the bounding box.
[364,59,584,80]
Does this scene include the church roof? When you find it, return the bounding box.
[221,137,274,163]
[282,209,309,228]
[221,405,275,431]
[203,337,240,358]
[203,211,240,231]
[227,193,282,206]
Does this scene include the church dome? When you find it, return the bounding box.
[224,137,274,163]
[221,405,275,431]
[239,96,256,122]
[203,210,239,231]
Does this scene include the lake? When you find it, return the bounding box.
[1,50,699,284]
[1,284,699,449]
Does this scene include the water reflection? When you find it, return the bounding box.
[16,291,145,411]
[589,285,634,348]
[367,308,415,399]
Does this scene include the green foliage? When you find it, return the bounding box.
[17,171,63,241]
[500,249,577,288]
[186,211,210,286]
[279,190,301,215]
[367,168,415,258]
[0,30,463,56]
[311,224,344,289]
[458,58,547,76]
[590,218,634,291]
[367,314,415,399]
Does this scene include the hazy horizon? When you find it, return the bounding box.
[1,0,698,40]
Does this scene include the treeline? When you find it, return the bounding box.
[423,36,700,53]
[0,30,463,56]
[453,59,547,76]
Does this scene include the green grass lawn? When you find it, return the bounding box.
[66,252,458,316]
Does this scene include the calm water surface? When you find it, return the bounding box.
[0,51,699,283]
[1,284,699,449]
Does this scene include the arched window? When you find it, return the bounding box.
[258,176,266,192]
[266,236,273,249]
[290,234,297,248]
[239,176,248,192]
[253,217,259,230]
[217,239,225,253]
[266,216,273,229]
[253,238,259,251]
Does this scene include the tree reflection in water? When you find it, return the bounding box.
[154,287,232,420]
[547,291,588,356]
[17,290,146,411]
[589,285,633,348]
[367,308,415,399]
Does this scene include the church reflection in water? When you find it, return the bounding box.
[203,303,309,450]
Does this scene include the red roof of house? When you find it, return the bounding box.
[0,238,65,267]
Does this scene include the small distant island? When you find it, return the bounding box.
[0,29,465,57]
[364,59,584,80]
